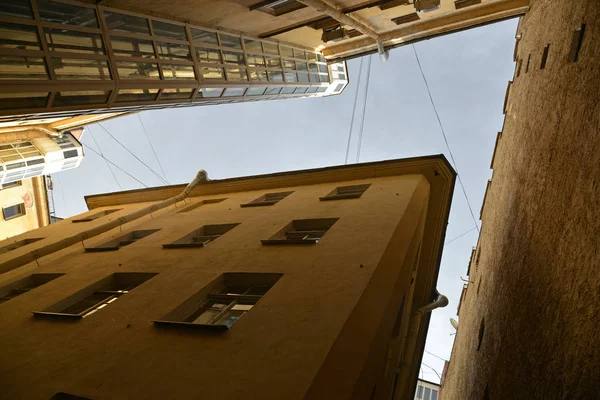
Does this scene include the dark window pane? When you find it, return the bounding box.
[190,28,217,45]
[63,149,79,159]
[116,89,159,103]
[0,92,48,110]
[44,28,105,55]
[103,11,150,35]
[110,36,155,58]
[37,0,98,28]
[60,292,112,315]
[152,20,186,40]
[244,39,262,53]
[156,42,191,61]
[219,34,241,49]
[161,88,194,100]
[51,58,110,80]
[0,0,33,19]
[3,203,25,219]
[0,23,40,50]
[116,61,159,80]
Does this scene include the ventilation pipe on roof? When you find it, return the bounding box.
[0,170,210,275]
[393,290,448,399]
[297,0,389,61]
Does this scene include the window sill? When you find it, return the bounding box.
[240,201,278,207]
[162,242,205,249]
[33,311,83,320]
[261,239,318,245]
[85,247,119,252]
[154,320,229,331]
[71,219,94,223]
[319,194,363,201]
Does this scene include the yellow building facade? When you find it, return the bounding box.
[0,156,454,400]
[0,176,49,240]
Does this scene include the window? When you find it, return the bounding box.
[84,229,160,252]
[1,180,21,190]
[431,389,438,400]
[177,198,226,213]
[416,385,424,399]
[540,44,549,69]
[424,387,431,400]
[72,209,120,223]
[0,0,33,19]
[568,24,586,62]
[262,218,338,245]
[34,273,157,319]
[251,0,307,16]
[37,0,98,27]
[2,203,26,220]
[0,273,64,304]
[478,317,485,351]
[154,272,282,330]
[0,237,42,255]
[50,393,91,400]
[320,184,370,201]
[241,191,292,207]
[163,223,239,248]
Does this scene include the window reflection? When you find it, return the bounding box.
[52,58,110,80]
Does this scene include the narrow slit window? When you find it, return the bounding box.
[320,184,370,201]
[33,272,157,319]
[241,191,292,207]
[0,273,64,303]
[155,272,282,330]
[568,24,586,62]
[72,209,120,223]
[540,44,549,69]
[163,223,239,248]
[262,218,338,245]
[525,54,531,73]
[85,229,160,252]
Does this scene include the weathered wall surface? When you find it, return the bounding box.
[443,1,600,399]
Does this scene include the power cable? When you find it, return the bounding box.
[97,122,169,185]
[356,54,372,163]
[344,57,364,165]
[84,144,148,188]
[412,44,480,234]
[421,362,442,380]
[87,128,122,190]
[424,349,447,362]
[444,226,477,246]
[137,113,169,184]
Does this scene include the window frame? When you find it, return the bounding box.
[261,218,339,245]
[162,223,239,249]
[0,273,64,304]
[319,183,371,201]
[84,229,160,251]
[2,203,26,220]
[240,191,293,207]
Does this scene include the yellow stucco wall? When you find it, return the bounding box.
[0,176,49,240]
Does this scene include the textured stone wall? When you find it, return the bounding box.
[442,1,600,399]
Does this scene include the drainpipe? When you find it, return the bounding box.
[0,170,209,275]
[393,291,448,399]
[0,126,62,141]
[297,0,389,61]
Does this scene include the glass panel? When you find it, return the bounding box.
[294,87,308,94]
[201,88,223,98]
[156,42,191,61]
[296,61,308,71]
[50,57,110,80]
[246,286,270,296]
[223,87,246,97]
[293,48,306,59]
[111,36,155,58]
[265,87,281,95]
[217,309,245,328]
[262,42,278,55]
[306,87,318,94]
[316,86,327,93]
[53,90,110,106]
[417,386,423,398]
[191,308,220,324]
[0,92,48,110]
[268,71,283,82]
[424,387,431,400]
[281,87,295,94]
[0,23,40,50]
[201,67,224,80]
[0,56,47,79]
[298,72,309,82]
[247,55,265,68]
[309,62,319,73]
[309,73,320,82]
[307,52,318,61]
[222,50,244,66]
[246,87,265,96]
[116,88,159,103]
[161,88,194,100]
[151,20,186,41]
[104,11,150,35]
[334,83,345,92]
[318,64,328,73]
[231,304,253,311]
[196,47,221,63]
[317,54,325,62]
[244,39,262,53]
[225,68,247,81]
[37,0,98,27]
[431,390,438,400]
[265,57,281,69]
[280,47,294,58]
[285,71,297,82]
[282,59,295,69]
[161,64,195,80]
[44,28,105,54]
[319,74,329,82]
[249,70,268,82]
[219,33,241,49]
[116,61,159,79]
[190,28,218,45]
[0,0,33,19]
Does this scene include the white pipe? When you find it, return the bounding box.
[393,291,449,399]
[0,170,210,275]
[297,0,389,60]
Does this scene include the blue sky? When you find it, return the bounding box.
[50,18,518,384]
